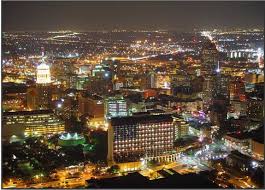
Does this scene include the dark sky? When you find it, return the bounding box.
[2,1,265,31]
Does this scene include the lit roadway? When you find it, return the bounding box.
[26,164,96,189]
[213,162,257,188]
[201,31,221,51]
[3,153,257,189]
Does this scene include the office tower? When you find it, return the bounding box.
[105,95,128,119]
[87,76,113,95]
[36,62,52,109]
[26,87,39,110]
[2,110,65,142]
[212,73,230,102]
[146,71,157,89]
[209,73,229,129]
[171,70,191,96]
[35,85,52,109]
[78,93,104,118]
[229,77,245,101]
[201,76,214,110]
[173,116,189,139]
[92,64,112,79]
[108,114,175,163]
[201,41,219,75]
[155,74,171,89]
[247,99,264,121]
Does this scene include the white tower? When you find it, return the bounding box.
[36,62,51,84]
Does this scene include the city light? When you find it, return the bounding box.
[2,2,264,189]
[57,103,62,108]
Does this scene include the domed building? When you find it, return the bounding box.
[36,62,51,84]
[35,61,52,109]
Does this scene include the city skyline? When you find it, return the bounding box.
[2,1,264,189]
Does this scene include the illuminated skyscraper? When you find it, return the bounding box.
[36,62,51,84]
[173,116,189,139]
[201,41,219,75]
[212,73,230,101]
[147,71,157,89]
[36,61,52,109]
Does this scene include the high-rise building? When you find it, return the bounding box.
[201,41,219,75]
[26,87,39,110]
[146,71,157,89]
[171,70,192,96]
[87,77,113,95]
[105,95,128,119]
[36,62,51,84]
[173,116,189,139]
[2,110,65,143]
[202,75,214,109]
[78,93,104,118]
[212,73,230,102]
[35,62,52,109]
[107,114,175,163]
[229,77,245,101]
[36,85,52,109]
[247,99,264,121]
[209,73,229,128]
[92,64,112,79]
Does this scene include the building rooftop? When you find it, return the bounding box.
[111,114,173,126]
[82,93,103,100]
[87,171,218,188]
[228,150,252,161]
[3,109,54,116]
[226,126,264,141]
[158,94,202,102]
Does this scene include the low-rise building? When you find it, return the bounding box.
[3,110,65,143]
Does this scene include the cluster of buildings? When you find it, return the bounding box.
[2,31,264,182]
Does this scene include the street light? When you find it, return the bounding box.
[57,103,62,108]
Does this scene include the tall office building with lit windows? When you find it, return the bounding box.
[107,114,175,163]
[201,41,219,75]
[36,62,52,109]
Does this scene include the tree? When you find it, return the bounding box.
[147,160,159,168]
[107,165,120,174]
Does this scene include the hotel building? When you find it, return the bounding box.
[108,114,175,163]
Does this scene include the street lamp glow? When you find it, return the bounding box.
[251,161,259,168]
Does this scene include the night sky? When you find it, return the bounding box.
[2,1,265,31]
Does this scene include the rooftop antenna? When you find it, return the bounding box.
[41,47,45,63]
